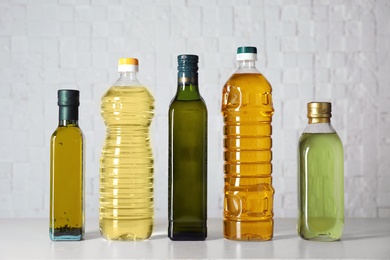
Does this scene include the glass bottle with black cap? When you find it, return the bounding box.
[50,89,84,241]
[168,54,208,240]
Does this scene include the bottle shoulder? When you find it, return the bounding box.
[112,74,142,87]
[235,67,261,74]
[101,86,154,125]
[223,73,272,93]
[104,85,154,95]
[169,98,207,110]
[221,73,274,117]
[302,123,337,134]
[51,125,83,139]
[299,131,343,151]
[169,97,207,108]
[102,86,155,104]
[53,125,82,132]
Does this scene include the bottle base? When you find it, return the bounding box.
[298,217,343,241]
[99,218,153,241]
[224,219,273,241]
[168,225,207,241]
[299,233,341,242]
[168,232,207,241]
[50,228,83,241]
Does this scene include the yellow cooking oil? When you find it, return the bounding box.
[100,58,154,241]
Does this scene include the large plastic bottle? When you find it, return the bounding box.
[100,58,154,241]
[298,102,344,241]
[222,46,274,241]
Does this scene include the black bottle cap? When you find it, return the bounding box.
[57,89,79,121]
[177,54,198,73]
[58,89,80,106]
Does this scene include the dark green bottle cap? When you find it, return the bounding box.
[237,46,257,54]
[177,54,198,73]
[58,89,80,106]
[57,89,79,121]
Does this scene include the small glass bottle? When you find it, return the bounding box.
[222,46,274,241]
[168,54,207,241]
[100,58,154,241]
[50,89,84,241]
[298,102,344,241]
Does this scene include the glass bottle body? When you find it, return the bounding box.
[298,123,344,241]
[50,120,84,241]
[100,71,154,241]
[168,72,207,241]
[222,61,274,241]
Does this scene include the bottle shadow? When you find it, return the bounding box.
[84,230,102,240]
[85,231,301,241]
[341,232,390,241]
[150,234,166,240]
[341,219,390,241]
[273,233,297,240]
[150,234,222,241]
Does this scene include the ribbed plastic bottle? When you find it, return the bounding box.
[100,58,154,241]
[298,102,344,241]
[222,46,274,241]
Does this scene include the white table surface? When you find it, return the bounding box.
[1,218,389,259]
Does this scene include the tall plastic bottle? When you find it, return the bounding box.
[168,54,207,241]
[100,58,154,241]
[298,102,344,241]
[222,46,274,241]
[50,89,84,241]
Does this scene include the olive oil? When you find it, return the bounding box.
[50,89,84,241]
[298,102,344,241]
[100,58,154,241]
[168,54,207,241]
[222,47,274,241]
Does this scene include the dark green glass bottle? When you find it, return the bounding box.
[168,54,207,241]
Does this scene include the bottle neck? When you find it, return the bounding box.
[238,60,256,69]
[175,71,200,101]
[59,119,78,127]
[236,60,259,74]
[304,119,335,134]
[58,105,79,124]
[116,71,140,84]
[119,71,138,80]
[308,117,330,124]
[113,71,141,87]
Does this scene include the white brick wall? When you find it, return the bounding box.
[0,0,389,219]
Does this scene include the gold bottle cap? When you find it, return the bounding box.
[307,102,331,123]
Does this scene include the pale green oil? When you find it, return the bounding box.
[298,132,344,241]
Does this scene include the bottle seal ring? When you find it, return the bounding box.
[237,46,257,61]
